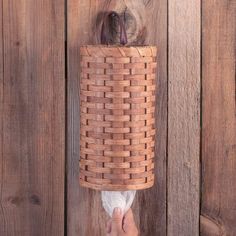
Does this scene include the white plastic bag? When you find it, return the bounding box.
[101,190,136,217]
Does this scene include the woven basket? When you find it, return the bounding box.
[79,12,157,191]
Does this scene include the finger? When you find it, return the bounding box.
[123,209,137,233]
[124,209,134,223]
[106,219,112,234]
[123,221,139,236]
[111,207,123,233]
[123,222,130,233]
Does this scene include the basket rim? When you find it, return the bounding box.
[80,44,157,49]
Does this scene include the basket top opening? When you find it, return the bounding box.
[81,44,157,48]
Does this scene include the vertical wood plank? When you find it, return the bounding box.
[67,0,167,235]
[201,0,236,235]
[168,0,200,235]
[137,0,167,235]
[0,1,65,235]
[67,2,106,235]
[0,1,3,231]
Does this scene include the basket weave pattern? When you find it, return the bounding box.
[79,45,157,190]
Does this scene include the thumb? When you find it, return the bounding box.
[111,207,123,233]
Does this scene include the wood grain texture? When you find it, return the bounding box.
[67,0,167,235]
[0,1,65,235]
[136,1,167,235]
[67,2,107,235]
[201,1,236,235]
[0,1,3,232]
[168,0,200,235]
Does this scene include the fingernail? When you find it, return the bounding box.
[114,207,122,215]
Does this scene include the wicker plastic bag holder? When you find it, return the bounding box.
[79,12,157,191]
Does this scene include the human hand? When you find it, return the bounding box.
[106,208,139,236]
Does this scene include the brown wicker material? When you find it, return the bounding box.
[79,45,157,191]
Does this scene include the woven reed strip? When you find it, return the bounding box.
[79,45,157,190]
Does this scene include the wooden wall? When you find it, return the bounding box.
[0,0,235,235]
[0,1,65,236]
[201,1,236,235]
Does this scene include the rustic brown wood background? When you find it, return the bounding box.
[0,0,235,235]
